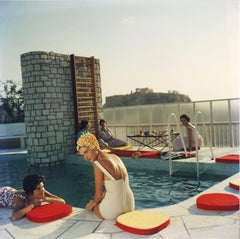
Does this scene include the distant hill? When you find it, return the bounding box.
[104,88,191,108]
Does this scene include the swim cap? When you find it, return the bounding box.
[76,133,100,151]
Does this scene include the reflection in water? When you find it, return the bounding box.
[127,169,225,209]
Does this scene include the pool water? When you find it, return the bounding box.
[0,154,228,209]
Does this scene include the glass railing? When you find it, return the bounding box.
[103,98,240,147]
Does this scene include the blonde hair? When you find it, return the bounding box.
[76,133,100,152]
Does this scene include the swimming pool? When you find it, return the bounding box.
[0,153,229,209]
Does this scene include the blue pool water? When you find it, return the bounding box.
[0,153,228,209]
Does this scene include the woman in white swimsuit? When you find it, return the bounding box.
[173,114,204,151]
[76,133,135,220]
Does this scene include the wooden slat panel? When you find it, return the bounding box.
[76,96,95,100]
[71,54,99,135]
[76,88,94,91]
[77,106,94,110]
[77,100,95,104]
[78,110,96,114]
[75,77,93,81]
[77,102,95,105]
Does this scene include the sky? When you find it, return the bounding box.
[0,0,239,103]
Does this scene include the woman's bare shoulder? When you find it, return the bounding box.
[103,151,121,162]
[98,151,121,166]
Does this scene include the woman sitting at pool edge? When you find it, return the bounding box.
[173,114,204,151]
[76,133,135,220]
[0,174,65,221]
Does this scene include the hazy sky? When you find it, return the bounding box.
[0,0,239,103]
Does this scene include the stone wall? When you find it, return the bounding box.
[21,51,103,166]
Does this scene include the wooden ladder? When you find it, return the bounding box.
[71,54,99,136]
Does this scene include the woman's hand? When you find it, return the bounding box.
[29,197,43,208]
[85,199,96,211]
[43,190,66,204]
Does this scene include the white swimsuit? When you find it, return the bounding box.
[173,124,204,151]
[93,161,135,219]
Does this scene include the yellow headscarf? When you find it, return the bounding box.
[76,133,100,152]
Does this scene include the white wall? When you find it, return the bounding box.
[0,123,26,137]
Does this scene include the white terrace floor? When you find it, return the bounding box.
[0,147,239,239]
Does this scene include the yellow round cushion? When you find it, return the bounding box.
[229,179,240,190]
[116,211,170,235]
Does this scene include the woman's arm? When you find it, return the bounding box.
[12,205,35,221]
[43,190,65,204]
[106,128,113,138]
[98,130,105,140]
[187,126,193,150]
[11,197,36,221]
[85,165,104,211]
[99,129,113,142]
[11,191,65,221]
[93,165,105,202]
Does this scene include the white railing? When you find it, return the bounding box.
[104,98,240,148]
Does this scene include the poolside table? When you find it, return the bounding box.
[127,132,179,152]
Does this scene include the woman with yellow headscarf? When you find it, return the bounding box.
[76,133,135,220]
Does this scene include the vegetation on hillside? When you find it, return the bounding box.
[104,89,191,108]
[0,82,191,123]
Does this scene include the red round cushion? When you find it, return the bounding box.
[26,203,72,223]
[215,154,240,163]
[116,211,170,235]
[196,193,239,211]
[229,179,240,190]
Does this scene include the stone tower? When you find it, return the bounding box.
[21,51,103,166]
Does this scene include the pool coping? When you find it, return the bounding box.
[0,147,239,238]
[0,172,239,239]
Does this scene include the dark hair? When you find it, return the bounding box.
[23,174,45,195]
[79,120,88,130]
[99,119,106,126]
[180,114,190,122]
